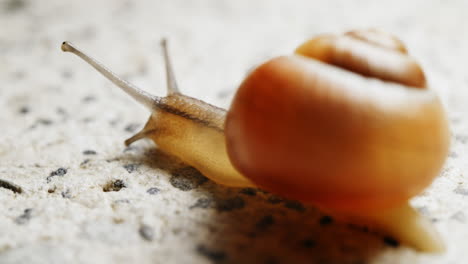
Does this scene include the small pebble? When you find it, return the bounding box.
[103,179,126,192]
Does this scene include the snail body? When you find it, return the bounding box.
[61,29,449,252]
[127,93,254,187]
[62,40,253,187]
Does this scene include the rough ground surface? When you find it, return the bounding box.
[0,0,467,263]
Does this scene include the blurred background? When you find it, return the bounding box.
[0,0,467,263]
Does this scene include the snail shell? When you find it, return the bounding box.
[226,29,450,212]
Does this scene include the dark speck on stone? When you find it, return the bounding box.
[15,208,33,225]
[383,236,399,248]
[139,224,154,241]
[196,245,226,263]
[455,134,468,144]
[61,189,71,198]
[83,150,97,155]
[216,196,245,212]
[103,179,126,192]
[416,206,430,216]
[12,70,26,79]
[147,187,160,195]
[46,168,67,183]
[347,223,369,233]
[266,195,284,204]
[123,164,138,173]
[61,69,73,79]
[4,0,27,12]
[81,117,94,123]
[216,89,233,99]
[170,167,208,191]
[240,188,257,196]
[80,159,90,166]
[109,119,120,127]
[190,198,212,209]
[124,123,141,133]
[454,186,468,195]
[301,238,316,248]
[82,95,96,103]
[451,211,466,223]
[256,215,274,229]
[0,179,22,193]
[264,257,280,264]
[56,107,67,116]
[18,106,29,114]
[123,145,138,152]
[51,168,67,176]
[284,200,305,212]
[37,118,53,126]
[114,199,130,203]
[319,215,333,226]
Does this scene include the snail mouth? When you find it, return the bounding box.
[295,30,427,89]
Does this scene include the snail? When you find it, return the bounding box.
[61,29,450,253]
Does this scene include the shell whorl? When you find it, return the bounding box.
[295,29,426,88]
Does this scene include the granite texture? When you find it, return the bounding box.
[0,0,467,263]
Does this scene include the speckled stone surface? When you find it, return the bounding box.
[1,0,467,263]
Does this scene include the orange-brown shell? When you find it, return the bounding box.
[225,30,450,212]
[295,29,426,88]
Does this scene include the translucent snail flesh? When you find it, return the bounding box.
[61,29,450,252]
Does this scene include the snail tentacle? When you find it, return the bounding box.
[61,41,160,110]
[161,39,181,95]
